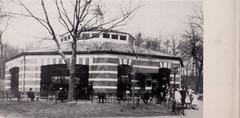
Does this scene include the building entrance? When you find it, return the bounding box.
[40,64,89,99]
[117,65,132,100]
[9,67,19,94]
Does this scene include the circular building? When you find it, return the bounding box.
[4,30,183,99]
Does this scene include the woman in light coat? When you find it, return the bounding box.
[191,93,199,110]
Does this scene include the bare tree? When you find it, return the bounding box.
[16,0,140,101]
[179,9,203,93]
[0,0,12,80]
[0,25,8,80]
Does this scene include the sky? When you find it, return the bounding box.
[1,0,202,48]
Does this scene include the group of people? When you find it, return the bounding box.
[56,82,94,102]
[174,86,199,110]
[25,84,199,110]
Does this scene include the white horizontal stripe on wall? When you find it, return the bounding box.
[24,71,41,74]
[93,86,117,89]
[4,80,10,83]
[170,75,181,78]
[89,71,117,74]
[24,64,41,66]
[5,86,10,89]
[170,81,181,84]
[24,85,40,88]
[24,78,40,81]
[133,65,159,69]
[146,87,152,90]
[89,78,117,81]
[131,87,140,90]
[5,74,11,77]
[90,63,118,66]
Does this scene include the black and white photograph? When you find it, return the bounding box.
[0,0,203,117]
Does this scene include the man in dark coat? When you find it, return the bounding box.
[87,82,94,102]
[27,88,35,102]
[179,87,187,115]
[57,87,66,102]
[179,87,187,106]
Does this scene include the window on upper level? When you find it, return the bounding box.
[103,33,110,38]
[120,35,127,40]
[64,36,67,41]
[82,33,90,39]
[146,79,152,87]
[111,34,118,39]
[68,35,71,39]
[92,33,99,38]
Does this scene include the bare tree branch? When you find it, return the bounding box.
[17,0,51,34]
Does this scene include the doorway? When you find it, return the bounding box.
[117,65,132,100]
[40,64,89,99]
[9,67,19,93]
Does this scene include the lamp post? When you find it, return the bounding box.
[172,67,178,99]
[130,72,135,109]
[172,67,178,113]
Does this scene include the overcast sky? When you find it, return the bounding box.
[1,0,202,48]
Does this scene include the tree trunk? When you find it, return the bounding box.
[68,41,77,101]
[195,62,203,93]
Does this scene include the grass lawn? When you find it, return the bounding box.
[0,101,175,118]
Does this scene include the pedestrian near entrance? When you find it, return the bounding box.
[88,82,94,102]
[98,89,106,103]
[27,88,35,102]
[191,93,199,110]
[179,87,187,107]
[16,91,22,102]
[57,87,66,102]
[172,89,182,114]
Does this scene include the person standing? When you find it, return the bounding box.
[57,87,65,102]
[27,88,35,102]
[16,91,22,102]
[191,93,199,110]
[179,87,187,107]
[179,87,187,115]
[186,86,193,108]
[172,88,181,114]
[88,82,94,102]
[98,89,105,103]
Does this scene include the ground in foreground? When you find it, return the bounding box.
[0,101,175,118]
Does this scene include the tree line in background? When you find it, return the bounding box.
[132,9,203,93]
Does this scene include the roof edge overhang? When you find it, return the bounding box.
[5,50,184,67]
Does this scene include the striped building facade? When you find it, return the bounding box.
[4,30,183,94]
[4,52,182,93]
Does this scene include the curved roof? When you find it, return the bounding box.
[29,39,172,57]
[6,30,183,66]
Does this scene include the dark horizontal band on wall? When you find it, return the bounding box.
[93,88,117,94]
[93,57,118,63]
[89,73,118,78]
[90,65,118,71]
[132,68,159,73]
[92,81,117,87]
